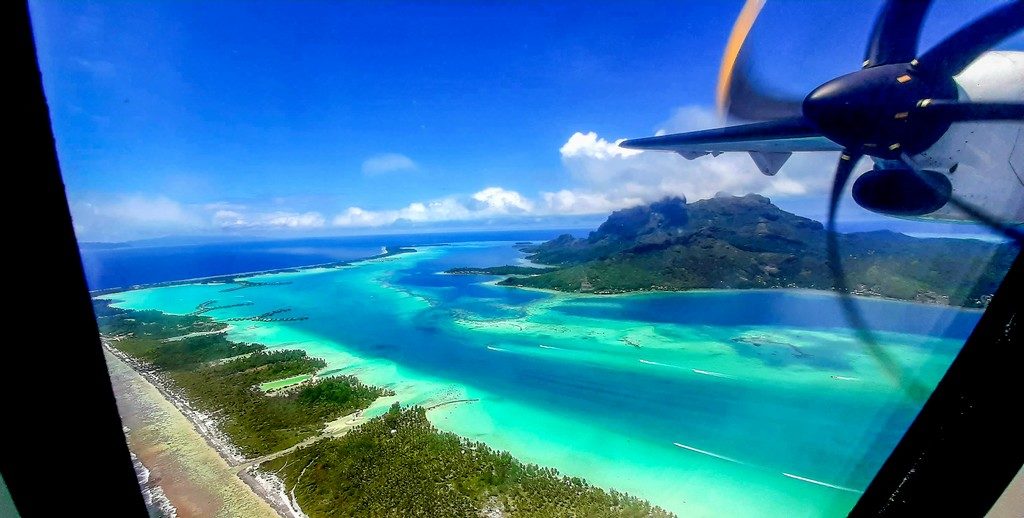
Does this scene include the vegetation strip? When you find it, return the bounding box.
[263,404,673,517]
[95,298,674,516]
[96,300,390,456]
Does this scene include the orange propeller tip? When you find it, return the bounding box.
[716,0,766,117]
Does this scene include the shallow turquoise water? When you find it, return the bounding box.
[106,242,979,517]
[258,374,311,392]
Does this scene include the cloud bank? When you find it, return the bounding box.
[333,187,533,228]
[71,105,845,241]
[72,196,327,242]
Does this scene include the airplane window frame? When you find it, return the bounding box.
[6,1,1021,516]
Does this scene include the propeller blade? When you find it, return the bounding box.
[827,151,863,229]
[915,99,1024,122]
[915,1,1024,78]
[863,0,933,68]
[826,150,929,401]
[898,153,1024,243]
[716,0,804,120]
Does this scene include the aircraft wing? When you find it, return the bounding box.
[619,116,841,175]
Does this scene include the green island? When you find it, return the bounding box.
[264,403,672,518]
[478,194,1015,307]
[88,246,419,297]
[220,279,294,292]
[96,299,673,516]
[96,300,390,456]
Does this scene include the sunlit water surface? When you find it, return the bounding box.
[107,242,978,517]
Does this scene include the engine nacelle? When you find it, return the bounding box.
[851,167,952,217]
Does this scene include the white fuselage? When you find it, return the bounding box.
[903,51,1024,223]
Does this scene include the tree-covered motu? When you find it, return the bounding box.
[263,403,674,518]
[96,299,672,515]
[96,300,391,455]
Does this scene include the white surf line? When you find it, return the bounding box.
[782,472,863,493]
[486,345,509,352]
[639,360,735,379]
[673,442,743,464]
[831,375,860,381]
[538,344,560,350]
[692,368,734,379]
[639,359,680,368]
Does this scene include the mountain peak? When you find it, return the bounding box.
[588,193,816,244]
[590,196,687,242]
[504,195,1013,307]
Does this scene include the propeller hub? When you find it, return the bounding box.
[803,63,957,159]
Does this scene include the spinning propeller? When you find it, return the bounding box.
[734,0,1023,399]
[715,0,1024,238]
[627,0,1024,399]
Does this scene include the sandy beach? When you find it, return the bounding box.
[104,349,281,518]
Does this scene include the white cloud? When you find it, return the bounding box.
[71,195,204,241]
[334,199,468,228]
[70,195,329,241]
[73,105,853,240]
[214,210,325,229]
[361,153,418,174]
[559,132,642,160]
[540,190,644,215]
[333,207,382,227]
[333,187,534,228]
[328,104,846,230]
[212,209,246,226]
[96,195,199,225]
[555,105,841,209]
[204,201,248,212]
[472,187,534,213]
[266,212,325,228]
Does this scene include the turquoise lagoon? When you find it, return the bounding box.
[105,242,979,517]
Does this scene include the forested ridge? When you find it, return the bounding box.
[491,195,1015,307]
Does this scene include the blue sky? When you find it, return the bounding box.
[29,0,1023,241]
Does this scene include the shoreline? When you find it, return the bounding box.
[485,277,987,311]
[90,236,982,312]
[98,292,677,516]
[104,344,302,517]
[90,244,421,296]
[505,243,993,310]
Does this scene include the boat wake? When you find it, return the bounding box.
[673,442,743,464]
[638,359,679,368]
[692,369,733,379]
[782,472,862,493]
[639,361,735,380]
[538,344,560,350]
[486,345,509,352]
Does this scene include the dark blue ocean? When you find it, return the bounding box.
[79,230,581,291]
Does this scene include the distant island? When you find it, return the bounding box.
[463,194,1014,308]
[446,265,558,275]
